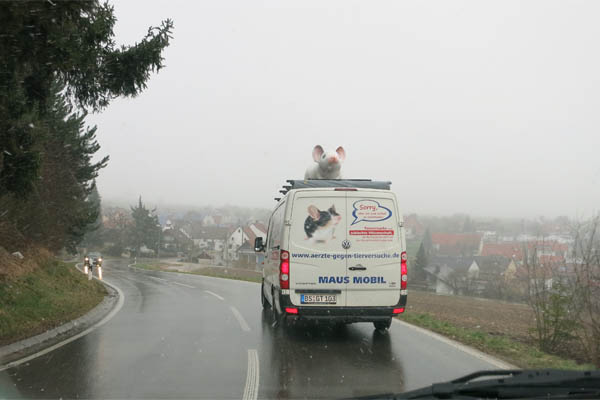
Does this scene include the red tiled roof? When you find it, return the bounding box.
[481,240,568,261]
[526,240,569,252]
[481,242,524,260]
[254,222,267,235]
[242,226,257,244]
[431,233,482,247]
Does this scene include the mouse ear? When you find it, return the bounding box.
[336,146,346,161]
[312,145,324,162]
[308,205,320,220]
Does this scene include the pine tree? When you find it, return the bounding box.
[0,1,173,197]
[414,242,428,281]
[422,228,433,255]
[130,197,160,256]
[81,182,104,249]
[6,83,108,252]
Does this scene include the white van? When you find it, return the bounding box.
[255,179,407,330]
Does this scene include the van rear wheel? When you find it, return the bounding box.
[373,318,392,331]
[271,289,280,325]
[261,281,270,309]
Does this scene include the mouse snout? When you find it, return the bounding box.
[327,156,338,164]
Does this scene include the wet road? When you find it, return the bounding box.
[1,259,506,399]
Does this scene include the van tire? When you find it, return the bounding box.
[261,280,270,309]
[271,289,280,325]
[373,319,392,331]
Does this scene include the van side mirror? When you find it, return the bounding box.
[254,237,265,252]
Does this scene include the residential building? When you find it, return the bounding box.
[424,255,517,296]
[224,222,267,263]
[430,233,483,256]
[481,240,569,264]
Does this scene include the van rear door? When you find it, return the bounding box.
[345,191,402,307]
[288,190,347,307]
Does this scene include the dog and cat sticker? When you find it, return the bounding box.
[304,199,394,243]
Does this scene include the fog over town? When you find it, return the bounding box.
[88,0,600,219]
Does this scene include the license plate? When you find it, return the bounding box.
[300,294,337,304]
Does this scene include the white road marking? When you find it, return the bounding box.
[0,274,125,372]
[148,276,169,283]
[230,306,251,332]
[204,290,224,301]
[393,318,516,369]
[242,349,260,400]
[172,281,195,289]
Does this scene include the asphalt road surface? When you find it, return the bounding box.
[0,259,508,399]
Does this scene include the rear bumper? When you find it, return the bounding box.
[279,294,407,323]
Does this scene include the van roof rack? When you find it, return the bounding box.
[276,179,391,199]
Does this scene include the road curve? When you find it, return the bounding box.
[0,259,508,399]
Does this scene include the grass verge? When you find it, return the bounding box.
[133,262,164,271]
[133,262,262,283]
[0,259,107,346]
[188,268,262,283]
[399,312,594,370]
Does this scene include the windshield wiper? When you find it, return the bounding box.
[356,369,600,400]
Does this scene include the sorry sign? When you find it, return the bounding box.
[350,200,392,225]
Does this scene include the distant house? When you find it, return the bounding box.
[161,223,193,254]
[225,222,267,263]
[430,233,483,257]
[527,240,569,264]
[481,242,524,261]
[191,226,228,248]
[237,241,260,266]
[424,255,516,296]
[184,225,229,263]
[481,240,569,264]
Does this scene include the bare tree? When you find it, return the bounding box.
[524,242,579,353]
[447,270,477,296]
[571,217,600,366]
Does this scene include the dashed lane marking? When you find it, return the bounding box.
[172,281,195,289]
[230,306,251,332]
[148,276,169,283]
[204,290,225,301]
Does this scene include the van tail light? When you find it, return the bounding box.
[401,251,407,290]
[280,250,290,289]
[285,307,298,314]
[393,307,405,314]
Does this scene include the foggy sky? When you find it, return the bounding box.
[87,0,600,218]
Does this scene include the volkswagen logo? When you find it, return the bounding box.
[342,240,351,250]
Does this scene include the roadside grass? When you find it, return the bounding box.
[188,269,262,283]
[132,262,262,283]
[0,259,107,346]
[399,312,594,370]
[132,262,165,271]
